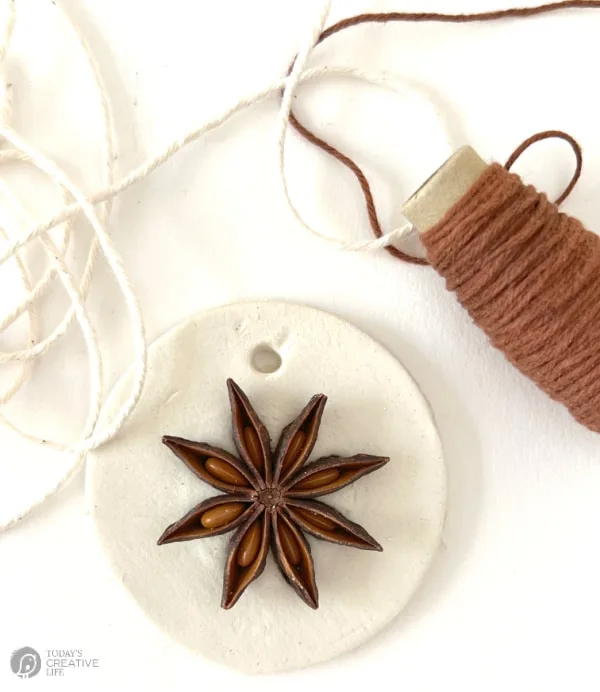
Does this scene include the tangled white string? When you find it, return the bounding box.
[0,0,449,530]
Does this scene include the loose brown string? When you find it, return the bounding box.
[504,130,583,205]
[288,1,600,264]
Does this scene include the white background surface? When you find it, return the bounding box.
[0,0,599,690]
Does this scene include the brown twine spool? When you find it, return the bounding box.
[288,2,600,432]
[422,139,600,432]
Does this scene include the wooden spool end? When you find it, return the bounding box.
[401,146,488,234]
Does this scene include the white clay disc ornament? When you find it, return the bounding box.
[86,301,446,673]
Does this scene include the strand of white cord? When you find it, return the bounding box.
[0,0,143,530]
[275,0,416,251]
[0,0,450,529]
[0,65,452,272]
[0,0,118,445]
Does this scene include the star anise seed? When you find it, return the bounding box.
[158,379,389,609]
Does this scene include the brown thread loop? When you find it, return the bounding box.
[505,130,583,205]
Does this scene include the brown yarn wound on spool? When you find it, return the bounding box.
[286,2,600,432]
[421,163,600,432]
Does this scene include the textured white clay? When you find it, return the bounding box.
[86,302,446,673]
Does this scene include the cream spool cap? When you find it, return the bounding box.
[402,146,487,234]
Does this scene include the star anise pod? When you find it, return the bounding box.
[158,379,389,609]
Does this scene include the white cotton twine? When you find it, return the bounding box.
[0,0,451,530]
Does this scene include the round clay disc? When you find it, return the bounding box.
[86,301,446,673]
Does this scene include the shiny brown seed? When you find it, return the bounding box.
[278,520,301,565]
[281,430,306,472]
[237,520,261,567]
[200,502,246,529]
[296,508,337,531]
[243,426,264,471]
[205,457,248,486]
[294,468,341,490]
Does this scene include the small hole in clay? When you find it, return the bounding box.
[251,344,282,374]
